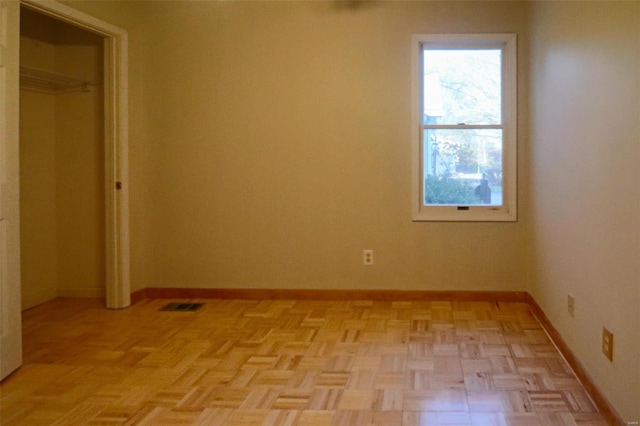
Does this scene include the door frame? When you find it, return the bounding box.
[21,0,130,309]
[1,0,22,381]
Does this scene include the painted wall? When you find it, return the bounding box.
[19,9,105,308]
[19,28,58,308]
[57,0,640,420]
[54,23,106,298]
[66,0,532,294]
[529,2,640,421]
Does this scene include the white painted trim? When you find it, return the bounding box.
[411,33,517,222]
[21,0,130,308]
[104,31,131,309]
[21,0,124,37]
[1,0,23,381]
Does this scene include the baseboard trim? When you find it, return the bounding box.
[525,293,623,426]
[138,287,529,302]
[57,287,106,299]
[130,288,146,305]
[21,288,57,311]
[131,287,621,424]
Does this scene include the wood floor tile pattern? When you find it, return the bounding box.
[0,298,610,425]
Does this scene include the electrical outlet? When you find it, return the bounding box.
[602,327,613,362]
[363,250,374,265]
[567,294,575,317]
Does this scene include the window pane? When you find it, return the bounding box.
[423,128,502,206]
[423,49,501,125]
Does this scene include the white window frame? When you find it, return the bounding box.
[412,33,517,222]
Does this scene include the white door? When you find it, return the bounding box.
[0,0,22,381]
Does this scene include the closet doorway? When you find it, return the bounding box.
[19,0,130,310]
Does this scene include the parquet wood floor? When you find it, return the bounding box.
[0,298,610,425]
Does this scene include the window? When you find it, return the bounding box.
[412,34,517,221]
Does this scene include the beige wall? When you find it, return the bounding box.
[66,0,532,294]
[19,34,58,308]
[529,1,640,421]
[54,26,106,298]
[56,0,640,420]
[19,9,105,307]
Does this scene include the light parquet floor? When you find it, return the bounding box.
[0,298,610,425]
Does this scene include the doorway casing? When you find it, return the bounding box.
[21,0,130,309]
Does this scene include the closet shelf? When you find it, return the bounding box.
[20,65,92,94]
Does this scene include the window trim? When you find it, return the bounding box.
[411,33,517,222]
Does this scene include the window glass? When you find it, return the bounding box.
[412,34,516,221]
[423,49,502,126]
[423,128,502,206]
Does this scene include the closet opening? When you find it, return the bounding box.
[20,7,105,309]
[18,0,130,310]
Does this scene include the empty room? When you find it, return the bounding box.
[0,0,638,425]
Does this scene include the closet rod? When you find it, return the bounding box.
[19,65,93,94]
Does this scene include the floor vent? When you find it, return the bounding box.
[159,302,204,312]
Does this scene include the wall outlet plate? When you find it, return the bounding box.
[363,250,374,265]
